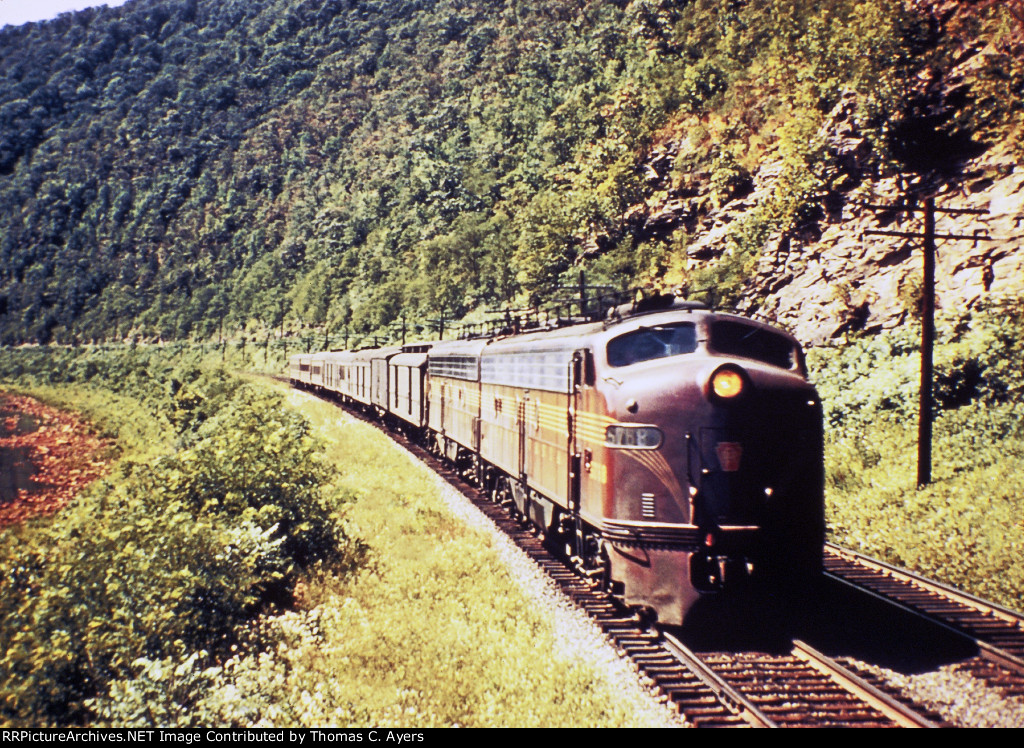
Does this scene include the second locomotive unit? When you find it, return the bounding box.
[291,296,825,626]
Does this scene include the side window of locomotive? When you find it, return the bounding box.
[606,323,698,367]
[709,320,798,370]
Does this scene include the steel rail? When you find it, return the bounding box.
[826,543,1024,624]
[825,569,1024,677]
[791,640,940,728]
[661,631,778,728]
[825,544,1024,676]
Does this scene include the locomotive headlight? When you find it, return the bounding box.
[709,365,746,400]
[605,424,663,449]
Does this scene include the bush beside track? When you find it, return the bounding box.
[0,350,363,726]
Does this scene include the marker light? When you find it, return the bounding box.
[711,368,745,399]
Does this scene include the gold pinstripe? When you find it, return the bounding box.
[575,411,615,443]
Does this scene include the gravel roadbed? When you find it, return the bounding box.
[845,658,1024,728]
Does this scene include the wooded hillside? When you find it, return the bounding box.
[0,0,1020,345]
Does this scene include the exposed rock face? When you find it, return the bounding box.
[630,102,1023,347]
[582,2,1023,347]
[738,134,1024,347]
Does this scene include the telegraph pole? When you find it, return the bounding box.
[919,198,936,485]
[862,197,990,486]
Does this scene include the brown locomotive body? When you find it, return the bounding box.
[291,300,824,625]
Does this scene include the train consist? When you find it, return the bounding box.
[290,296,824,625]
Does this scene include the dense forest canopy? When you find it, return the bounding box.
[0,0,1020,345]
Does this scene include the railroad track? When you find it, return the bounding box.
[474,469,953,725]
[674,637,944,727]
[824,543,1024,698]
[446,454,946,726]
[289,386,963,726]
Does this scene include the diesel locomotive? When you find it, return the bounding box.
[290,297,825,625]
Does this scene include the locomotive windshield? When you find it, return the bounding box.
[709,320,798,370]
[607,323,698,367]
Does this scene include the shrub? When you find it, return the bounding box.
[170,384,354,570]
[0,363,364,726]
[0,500,290,723]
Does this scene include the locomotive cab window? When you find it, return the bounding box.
[607,323,698,367]
[709,320,799,371]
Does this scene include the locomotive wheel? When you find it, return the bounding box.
[494,477,513,508]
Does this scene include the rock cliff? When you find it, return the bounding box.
[636,69,1021,347]
[739,136,1024,346]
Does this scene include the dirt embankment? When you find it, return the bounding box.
[0,392,115,528]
